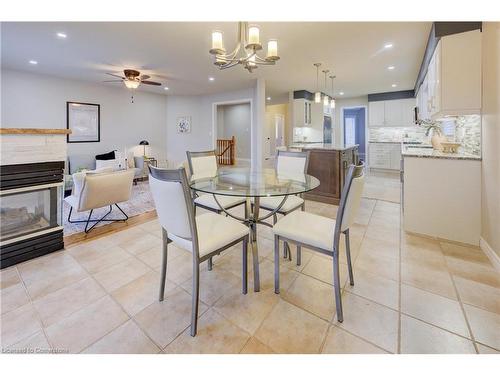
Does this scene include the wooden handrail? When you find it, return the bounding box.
[216,136,236,165]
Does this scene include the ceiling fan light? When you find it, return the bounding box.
[314,92,321,103]
[124,80,140,89]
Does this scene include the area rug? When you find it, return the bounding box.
[63,180,155,235]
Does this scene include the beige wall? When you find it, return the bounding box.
[266,103,290,145]
[481,22,500,256]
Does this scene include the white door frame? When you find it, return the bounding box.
[212,98,253,165]
[341,105,368,164]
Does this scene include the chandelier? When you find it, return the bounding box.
[209,22,280,73]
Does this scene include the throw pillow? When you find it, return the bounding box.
[95,159,120,170]
[95,150,116,160]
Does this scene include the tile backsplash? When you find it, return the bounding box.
[369,127,426,143]
[369,115,481,155]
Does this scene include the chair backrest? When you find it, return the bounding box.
[148,166,198,253]
[275,150,309,175]
[78,169,134,211]
[335,162,365,233]
[186,150,218,181]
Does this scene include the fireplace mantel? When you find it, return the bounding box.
[0,128,72,135]
[1,128,69,166]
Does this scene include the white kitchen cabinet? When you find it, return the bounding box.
[293,98,312,127]
[416,29,481,120]
[368,143,401,170]
[310,101,324,131]
[403,155,481,245]
[368,101,385,126]
[384,100,402,127]
[369,98,416,127]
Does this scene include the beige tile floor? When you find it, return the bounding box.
[1,175,500,354]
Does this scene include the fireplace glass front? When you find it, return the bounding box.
[0,184,62,244]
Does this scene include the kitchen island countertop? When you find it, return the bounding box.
[289,143,359,151]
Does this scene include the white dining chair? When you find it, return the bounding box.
[272,162,365,322]
[259,150,309,263]
[186,150,248,271]
[186,150,247,215]
[148,166,250,336]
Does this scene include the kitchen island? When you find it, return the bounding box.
[289,143,359,205]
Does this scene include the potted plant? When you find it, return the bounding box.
[417,119,446,150]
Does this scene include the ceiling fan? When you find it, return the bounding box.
[104,69,162,89]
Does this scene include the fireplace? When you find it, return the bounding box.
[0,162,65,269]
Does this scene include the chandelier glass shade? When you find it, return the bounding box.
[210,22,280,73]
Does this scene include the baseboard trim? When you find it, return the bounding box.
[480,237,500,272]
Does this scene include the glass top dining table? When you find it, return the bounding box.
[190,168,320,292]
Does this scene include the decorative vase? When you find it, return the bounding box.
[431,132,446,151]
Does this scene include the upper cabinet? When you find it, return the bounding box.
[416,30,481,120]
[293,98,312,127]
[368,98,416,127]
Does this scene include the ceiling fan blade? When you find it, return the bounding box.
[103,80,123,83]
[140,74,151,81]
[141,80,162,86]
[106,72,125,79]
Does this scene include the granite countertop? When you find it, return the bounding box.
[401,145,481,160]
[289,143,358,151]
[369,141,400,144]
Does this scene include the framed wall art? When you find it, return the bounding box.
[177,116,191,134]
[67,102,100,143]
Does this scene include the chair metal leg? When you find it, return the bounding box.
[159,229,168,301]
[274,235,280,294]
[68,204,127,233]
[242,237,248,294]
[345,229,354,286]
[284,241,292,261]
[333,249,344,322]
[208,257,213,271]
[296,245,302,266]
[190,262,200,337]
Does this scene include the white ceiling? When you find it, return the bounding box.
[1,22,431,103]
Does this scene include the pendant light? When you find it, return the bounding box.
[322,69,330,106]
[329,75,336,109]
[313,63,321,103]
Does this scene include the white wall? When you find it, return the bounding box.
[1,69,168,164]
[166,85,264,168]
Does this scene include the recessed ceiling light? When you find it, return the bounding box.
[392,84,397,88]
[339,91,344,96]
[209,77,215,81]
[56,32,67,39]
[267,97,271,101]
[164,87,169,90]
[387,66,395,70]
[384,43,393,49]
[29,60,38,65]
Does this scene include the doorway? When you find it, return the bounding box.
[343,107,366,162]
[215,102,252,167]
